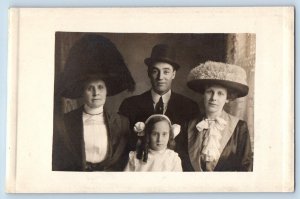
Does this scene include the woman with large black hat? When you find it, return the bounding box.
[52,34,135,171]
[177,61,253,171]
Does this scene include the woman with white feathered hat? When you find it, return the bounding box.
[177,61,253,171]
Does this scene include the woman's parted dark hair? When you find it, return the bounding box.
[204,83,238,100]
[59,34,135,99]
[65,74,113,101]
[82,75,108,94]
[136,115,176,162]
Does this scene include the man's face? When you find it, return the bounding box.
[148,62,176,95]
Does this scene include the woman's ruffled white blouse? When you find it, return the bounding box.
[196,117,227,162]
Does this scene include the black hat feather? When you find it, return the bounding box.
[58,34,135,98]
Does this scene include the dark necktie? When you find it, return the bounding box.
[155,96,164,114]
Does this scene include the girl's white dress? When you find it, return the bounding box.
[124,149,182,171]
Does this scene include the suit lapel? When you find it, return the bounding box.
[214,111,239,170]
[67,107,85,168]
[165,91,176,121]
[187,118,203,171]
[139,90,155,116]
[103,109,114,162]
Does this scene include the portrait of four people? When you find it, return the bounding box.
[52,33,253,172]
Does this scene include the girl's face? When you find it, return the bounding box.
[204,85,229,117]
[149,120,170,151]
[83,79,107,109]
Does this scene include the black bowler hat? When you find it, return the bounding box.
[144,44,180,70]
[57,34,135,99]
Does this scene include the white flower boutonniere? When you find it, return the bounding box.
[171,124,181,138]
[134,122,145,136]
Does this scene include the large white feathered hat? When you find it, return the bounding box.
[187,61,249,98]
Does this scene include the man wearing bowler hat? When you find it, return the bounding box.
[119,44,199,151]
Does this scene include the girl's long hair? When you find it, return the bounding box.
[136,115,176,162]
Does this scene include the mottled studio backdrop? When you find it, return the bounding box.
[54,32,255,150]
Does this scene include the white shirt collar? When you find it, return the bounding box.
[151,89,172,104]
[83,105,104,123]
[149,148,167,155]
[84,104,104,115]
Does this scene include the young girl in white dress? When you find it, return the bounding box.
[124,114,182,171]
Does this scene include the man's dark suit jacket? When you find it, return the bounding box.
[119,90,199,151]
[52,106,129,171]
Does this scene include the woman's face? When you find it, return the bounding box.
[150,120,170,151]
[83,79,107,109]
[204,85,229,117]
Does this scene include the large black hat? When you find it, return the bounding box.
[187,61,249,98]
[144,44,180,70]
[57,34,135,98]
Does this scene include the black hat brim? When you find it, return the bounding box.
[57,72,135,99]
[56,34,135,99]
[144,58,180,70]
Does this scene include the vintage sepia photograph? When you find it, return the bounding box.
[5,7,293,192]
[52,32,255,172]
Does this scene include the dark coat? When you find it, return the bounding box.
[118,90,199,150]
[176,111,253,172]
[52,106,129,171]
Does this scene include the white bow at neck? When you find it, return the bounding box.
[196,117,227,162]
